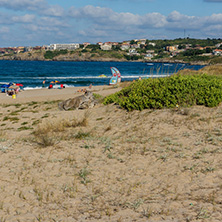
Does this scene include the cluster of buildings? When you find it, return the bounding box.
[0,39,147,55]
[1,39,222,58]
[165,44,222,57]
[0,46,44,56]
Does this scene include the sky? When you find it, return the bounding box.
[0,0,222,47]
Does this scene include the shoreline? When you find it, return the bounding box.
[0,85,122,105]
[0,56,210,66]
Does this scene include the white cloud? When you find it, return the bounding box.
[0,0,46,11]
[205,24,222,31]
[41,5,64,17]
[69,5,113,19]
[0,0,64,17]
[69,5,166,28]
[24,23,60,32]
[206,13,222,23]
[21,15,69,34]
[1,2,222,46]
[167,11,203,30]
[68,6,222,41]
[142,12,167,28]
[167,11,195,22]
[0,26,9,33]
[110,12,141,25]
[39,16,69,27]
[166,11,222,35]
[12,14,35,23]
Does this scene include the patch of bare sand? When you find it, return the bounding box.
[0,85,120,104]
[0,87,222,221]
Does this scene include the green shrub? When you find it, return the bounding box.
[103,74,222,111]
[44,50,68,59]
[110,52,124,59]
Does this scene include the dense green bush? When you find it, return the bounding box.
[103,74,222,111]
[110,52,124,59]
[176,55,211,62]
[124,54,143,61]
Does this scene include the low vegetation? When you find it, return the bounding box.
[44,49,68,59]
[104,74,222,110]
[32,114,88,147]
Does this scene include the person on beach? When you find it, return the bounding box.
[48,84,53,89]
[15,87,20,94]
[42,80,46,88]
[77,88,87,93]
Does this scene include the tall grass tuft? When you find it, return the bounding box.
[35,134,56,147]
[32,114,88,147]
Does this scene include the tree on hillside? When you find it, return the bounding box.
[130,40,136,45]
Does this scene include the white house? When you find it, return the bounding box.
[121,43,130,50]
[213,49,222,56]
[100,44,112,50]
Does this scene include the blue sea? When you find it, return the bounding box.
[0,60,205,90]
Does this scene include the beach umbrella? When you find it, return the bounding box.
[16,83,23,87]
[50,81,59,84]
[0,84,9,93]
[1,84,9,88]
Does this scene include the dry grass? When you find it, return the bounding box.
[33,113,88,134]
[119,81,132,88]
[32,113,89,147]
[200,64,222,75]
[177,64,222,76]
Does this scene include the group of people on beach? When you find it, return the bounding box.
[42,80,65,89]
[1,83,23,98]
[76,84,92,93]
[42,81,93,91]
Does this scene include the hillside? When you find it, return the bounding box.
[1,48,222,65]
[0,50,132,62]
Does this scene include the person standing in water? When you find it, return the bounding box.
[42,80,46,88]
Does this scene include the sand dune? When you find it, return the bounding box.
[0,85,222,221]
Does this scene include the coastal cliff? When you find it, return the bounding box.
[0,50,130,62]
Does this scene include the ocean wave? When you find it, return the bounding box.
[163,64,173,66]
[23,86,44,90]
[9,76,111,80]
[23,84,74,90]
[24,75,170,79]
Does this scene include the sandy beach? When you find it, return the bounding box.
[0,84,222,221]
[0,85,121,104]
